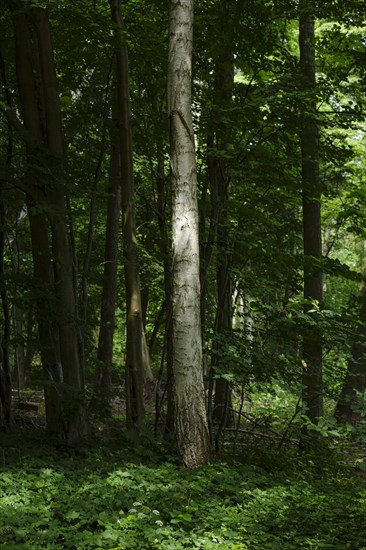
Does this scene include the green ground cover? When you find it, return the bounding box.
[1,429,365,549]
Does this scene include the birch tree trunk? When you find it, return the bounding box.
[168,0,209,468]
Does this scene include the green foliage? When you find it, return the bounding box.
[0,433,366,549]
[2,0,366,482]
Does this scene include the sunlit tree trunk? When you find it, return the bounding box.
[299,0,323,426]
[168,0,209,467]
[109,0,151,429]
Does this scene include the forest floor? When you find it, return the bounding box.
[1,388,366,549]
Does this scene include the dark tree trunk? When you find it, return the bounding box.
[96,140,121,391]
[10,6,62,434]
[207,0,244,429]
[27,201,64,437]
[155,143,174,438]
[81,110,109,371]
[0,49,13,430]
[109,0,150,429]
[0,183,12,431]
[299,0,323,426]
[335,286,366,425]
[12,301,26,391]
[200,134,219,334]
[212,255,234,427]
[11,221,28,390]
[34,8,88,443]
[24,306,35,383]
[11,4,88,442]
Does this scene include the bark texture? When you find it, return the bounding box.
[168,0,209,467]
[0,183,12,431]
[209,0,244,429]
[335,286,366,425]
[11,3,88,442]
[0,51,13,430]
[109,0,150,428]
[299,1,323,425]
[96,140,121,391]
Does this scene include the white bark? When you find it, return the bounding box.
[168,0,209,467]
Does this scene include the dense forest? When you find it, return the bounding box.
[1,0,366,547]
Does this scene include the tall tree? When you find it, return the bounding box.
[0,50,13,430]
[168,0,209,467]
[96,137,121,392]
[208,0,244,429]
[9,3,88,442]
[299,0,323,425]
[0,183,12,431]
[109,0,150,429]
[335,284,366,425]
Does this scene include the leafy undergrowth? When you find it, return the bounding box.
[0,428,365,549]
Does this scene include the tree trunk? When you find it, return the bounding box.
[11,6,63,436]
[34,8,88,443]
[11,4,88,442]
[155,140,174,438]
[209,0,243,429]
[27,201,64,438]
[168,0,209,467]
[12,301,26,391]
[200,135,219,333]
[24,306,35,383]
[0,182,12,431]
[0,49,13,430]
[96,139,121,391]
[109,0,150,429]
[335,285,366,425]
[299,0,323,426]
[213,256,234,426]
[81,113,109,371]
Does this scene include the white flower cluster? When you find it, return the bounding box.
[127,502,163,526]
